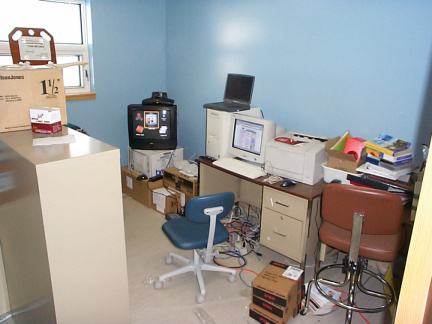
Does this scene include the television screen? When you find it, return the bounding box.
[128,104,177,150]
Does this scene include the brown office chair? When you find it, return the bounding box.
[301,183,404,323]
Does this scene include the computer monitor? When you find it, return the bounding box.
[128,104,177,150]
[228,114,276,164]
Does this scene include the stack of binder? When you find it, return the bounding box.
[361,133,413,181]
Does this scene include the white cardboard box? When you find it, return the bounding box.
[30,107,62,134]
[30,107,61,124]
[128,147,184,177]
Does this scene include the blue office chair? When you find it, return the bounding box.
[154,192,237,303]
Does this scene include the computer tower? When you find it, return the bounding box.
[205,107,262,159]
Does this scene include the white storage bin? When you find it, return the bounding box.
[322,163,360,184]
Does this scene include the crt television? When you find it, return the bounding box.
[128,104,177,150]
[228,114,276,164]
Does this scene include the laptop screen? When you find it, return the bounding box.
[224,74,255,104]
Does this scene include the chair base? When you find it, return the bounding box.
[154,249,236,304]
[301,257,394,324]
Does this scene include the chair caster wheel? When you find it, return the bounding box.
[300,307,308,315]
[228,274,236,283]
[165,256,173,264]
[154,280,164,290]
[195,293,205,304]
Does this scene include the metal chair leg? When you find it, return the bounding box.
[345,260,358,324]
[301,212,395,321]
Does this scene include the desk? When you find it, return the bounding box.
[197,157,325,269]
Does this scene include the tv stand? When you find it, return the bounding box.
[197,157,325,269]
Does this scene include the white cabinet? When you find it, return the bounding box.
[0,129,130,323]
[261,187,321,265]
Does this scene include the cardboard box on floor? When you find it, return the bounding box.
[250,261,302,323]
[325,135,365,173]
[252,295,298,319]
[163,166,198,197]
[249,302,297,324]
[152,187,180,215]
[121,166,180,215]
[0,66,67,133]
[121,166,162,208]
[163,167,198,213]
[252,261,302,308]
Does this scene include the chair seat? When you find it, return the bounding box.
[319,221,403,262]
[162,218,229,250]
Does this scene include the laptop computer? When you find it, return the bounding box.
[203,73,255,112]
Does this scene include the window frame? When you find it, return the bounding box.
[0,0,93,97]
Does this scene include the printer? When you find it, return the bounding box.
[264,131,328,185]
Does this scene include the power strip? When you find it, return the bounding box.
[235,239,248,256]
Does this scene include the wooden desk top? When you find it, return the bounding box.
[196,157,326,201]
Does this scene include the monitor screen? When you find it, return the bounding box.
[228,114,276,164]
[224,73,255,104]
[128,104,177,150]
[232,119,264,156]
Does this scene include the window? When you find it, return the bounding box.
[0,0,93,96]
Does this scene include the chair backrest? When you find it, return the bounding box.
[322,183,404,235]
[185,192,235,223]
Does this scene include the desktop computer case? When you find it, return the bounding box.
[205,107,261,159]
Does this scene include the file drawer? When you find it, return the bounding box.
[263,187,307,222]
[260,207,304,261]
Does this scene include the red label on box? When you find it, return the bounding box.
[31,121,62,134]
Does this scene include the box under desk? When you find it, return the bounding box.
[197,157,325,269]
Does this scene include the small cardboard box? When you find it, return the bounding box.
[30,107,62,134]
[325,136,366,173]
[249,302,297,324]
[152,187,181,215]
[121,166,162,208]
[128,147,184,177]
[163,167,198,211]
[30,107,61,124]
[252,261,302,308]
[252,295,299,319]
[163,166,199,197]
[0,66,67,133]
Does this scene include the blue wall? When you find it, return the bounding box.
[166,0,432,166]
[68,1,432,167]
[66,0,167,166]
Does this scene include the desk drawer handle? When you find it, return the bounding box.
[275,201,290,208]
[273,229,287,238]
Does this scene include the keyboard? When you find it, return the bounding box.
[213,158,266,179]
